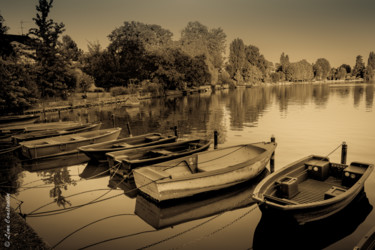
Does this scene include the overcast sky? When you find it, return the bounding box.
[1,0,375,67]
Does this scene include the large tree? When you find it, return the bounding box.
[352,55,365,78]
[28,0,75,98]
[0,13,14,58]
[179,21,226,84]
[313,58,331,80]
[228,38,246,80]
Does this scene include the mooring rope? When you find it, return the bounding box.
[325,142,343,157]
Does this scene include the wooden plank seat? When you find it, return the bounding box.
[263,194,300,205]
[112,143,132,148]
[150,149,174,156]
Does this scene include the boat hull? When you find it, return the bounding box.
[253,155,374,225]
[133,142,276,202]
[79,133,177,162]
[0,114,40,127]
[20,128,121,159]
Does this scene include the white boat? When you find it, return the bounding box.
[133,141,276,202]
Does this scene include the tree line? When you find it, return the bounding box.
[0,0,374,114]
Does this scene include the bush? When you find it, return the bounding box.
[110,86,130,96]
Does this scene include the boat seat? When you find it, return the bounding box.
[263,194,300,205]
[112,143,132,148]
[70,136,85,141]
[145,135,161,142]
[150,149,173,156]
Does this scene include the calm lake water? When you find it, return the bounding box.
[4,83,375,249]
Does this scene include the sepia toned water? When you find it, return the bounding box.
[5,83,375,249]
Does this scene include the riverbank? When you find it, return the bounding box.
[23,79,367,115]
[0,195,50,249]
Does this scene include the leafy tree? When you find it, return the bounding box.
[60,35,83,61]
[245,45,270,80]
[313,58,331,80]
[228,38,246,79]
[28,0,76,98]
[285,59,313,81]
[180,21,226,84]
[352,55,365,78]
[0,13,14,58]
[367,51,375,69]
[339,64,351,74]
[0,58,38,114]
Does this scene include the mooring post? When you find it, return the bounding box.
[341,141,347,164]
[111,114,115,128]
[173,126,178,137]
[270,135,275,173]
[127,122,133,137]
[214,131,218,149]
[58,110,61,122]
[43,108,47,123]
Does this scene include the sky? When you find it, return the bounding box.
[1,0,375,67]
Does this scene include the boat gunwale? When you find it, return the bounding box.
[20,127,122,149]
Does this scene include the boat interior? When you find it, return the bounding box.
[263,156,371,205]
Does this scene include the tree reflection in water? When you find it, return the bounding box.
[37,168,76,208]
[0,152,23,196]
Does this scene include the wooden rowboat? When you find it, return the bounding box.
[107,139,211,176]
[135,169,269,229]
[0,114,39,126]
[78,133,177,162]
[252,155,374,225]
[20,127,122,159]
[0,121,81,133]
[12,122,102,144]
[133,141,276,202]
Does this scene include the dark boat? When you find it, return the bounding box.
[0,114,40,126]
[78,133,177,162]
[107,138,211,177]
[20,128,122,159]
[252,155,373,224]
[12,122,102,144]
[253,191,372,250]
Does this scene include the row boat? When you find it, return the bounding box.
[252,155,373,225]
[0,121,81,133]
[133,141,276,202]
[78,133,177,162]
[0,114,40,126]
[20,127,122,159]
[12,122,102,144]
[107,139,211,176]
[135,169,269,229]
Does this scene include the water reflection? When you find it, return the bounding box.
[0,153,23,196]
[37,168,77,208]
[253,191,372,250]
[79,161,109,179]
[134,169,269,229]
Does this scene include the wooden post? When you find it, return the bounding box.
[214,131,218,149]
[270,135,275,173]
[58,110,61,122]
[173,126,178,137]
[341,141,347,164]
[127,122,132,137]
[43,108,47,123]
[111,114,115,128]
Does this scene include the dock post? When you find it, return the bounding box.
[173,126,178,137]
[58,110,61,122]
[270,135,275,173]
[341,141,347,164]
[111,114,115,127]
[127,122,133,137]
[214,131,218,149]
